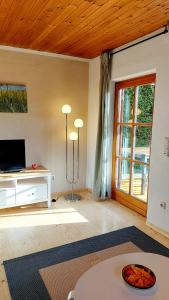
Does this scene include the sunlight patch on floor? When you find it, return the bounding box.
[0,207,77,217]
[0,208,88,229]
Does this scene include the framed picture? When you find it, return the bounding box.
[0,84,28,112]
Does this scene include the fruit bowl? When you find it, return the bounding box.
[122,264,156,289]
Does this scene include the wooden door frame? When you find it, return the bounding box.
[112,74,156,217]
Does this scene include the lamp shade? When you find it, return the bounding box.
[74,118,83,128]
[69,132,78,141]
[62,104,71,114]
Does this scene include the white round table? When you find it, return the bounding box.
[74,252,169,300]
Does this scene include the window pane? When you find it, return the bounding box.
[116,125,120,156]
[120,125,132,158]
[134,126,152,163]
[117,89,122,122]
[118,87,134,123]
[123,87,134,123]
[136,84,155,123]
[116,159,130,194]
[132,163,149,202]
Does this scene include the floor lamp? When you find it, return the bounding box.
[62,104,83,201]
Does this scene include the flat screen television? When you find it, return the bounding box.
[0,139,26,172]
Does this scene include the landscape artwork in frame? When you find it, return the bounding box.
[0,84,28,112]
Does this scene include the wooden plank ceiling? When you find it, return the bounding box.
[0,0,169,58]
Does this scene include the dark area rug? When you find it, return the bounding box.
[3,226,169,300]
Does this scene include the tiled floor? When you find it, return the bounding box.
[0,191,169,300]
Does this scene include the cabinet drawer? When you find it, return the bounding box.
[0,190,15,207]
[16,184,47,204]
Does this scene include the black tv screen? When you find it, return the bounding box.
[0,139,26,172]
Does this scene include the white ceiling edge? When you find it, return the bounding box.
[112,27,167,54]
[0,45,90,62]
[112,69,157,82]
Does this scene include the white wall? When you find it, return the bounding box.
[86,57,100,189]
[87,32,169,233]
[0,49,89,193]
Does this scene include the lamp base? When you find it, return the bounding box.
[64,194,81,201]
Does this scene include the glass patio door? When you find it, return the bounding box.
[112,74,156,216]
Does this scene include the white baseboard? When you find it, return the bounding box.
[146,221,169,239]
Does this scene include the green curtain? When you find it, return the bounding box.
[93,52,114,199]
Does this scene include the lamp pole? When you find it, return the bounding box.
[77,127,79,179]
[71,139,75,200]
[66,113,68,181]
[62,105,83,201]
[65,131,80,201]
[74,119,83,180]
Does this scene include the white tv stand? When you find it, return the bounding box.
[0,166,52,209]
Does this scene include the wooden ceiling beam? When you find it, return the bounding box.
[30,0,85,47]
[43,0,128,52]
[0,0,168,58]
[60,1,169,56]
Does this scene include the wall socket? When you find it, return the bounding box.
[52,175,55,181]
[163,137,169,157]
[160,201,167,209]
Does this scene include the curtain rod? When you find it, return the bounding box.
[110,25,168,56]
